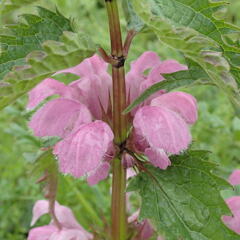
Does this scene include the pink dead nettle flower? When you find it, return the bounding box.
[27,51,197,183]
[28,200,93,240]
[222,170,240,235]
[128,210,165,240]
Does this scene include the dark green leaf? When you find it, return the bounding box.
[128,150,239,240]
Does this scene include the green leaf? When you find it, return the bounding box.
[0,7,73,80]
[122,0,145,32]
[128,150,239,240]
[125,0,240,114]
[0,7,95,110]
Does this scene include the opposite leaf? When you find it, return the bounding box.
[128,150,239,240]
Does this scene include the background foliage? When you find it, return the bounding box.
[0,0,240,239]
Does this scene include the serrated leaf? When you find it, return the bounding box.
[0,7,73,80]
[122,0,145,32]
[125,0,240,114]
[128,150,239,240]
[0,7,95,110]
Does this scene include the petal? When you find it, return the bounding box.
[222,196,240,234]
[54,121,114,178]
[31,200,50,226]
[151,91,198,124]
[50,229,92,240]
[140,220,154,240]
[29,99,92,138]
[145,148,171,170]
[229,170,240,186]
[133,106,192,154]
[156,60,187,74]
[126,52,161,103]
[146,60,187,85]
[122,153,135,168]
[128,211,154,240]
[56,54,108,77]
[128,210,140,223]
[87,161,111,185]
[54,205,92,238]
[130,51,161,74]
[28,225,57,240]
[27,78,68,109]
[225,196,240,214]
[67,61,112,119]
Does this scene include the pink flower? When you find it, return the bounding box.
[27,52,197,182]
[28,200,93,240]
[229,170,240,186]
[222,196,240,234]
[128,211,154,240]
[128,210,165,240]
[53,121,114,180]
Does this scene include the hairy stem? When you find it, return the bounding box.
[105,0,128,239]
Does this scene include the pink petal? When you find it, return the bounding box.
[54,205,92,238]
[133,106,192,154]
[27,78,68,109]
[56,54,108,77]
[57,54,112,119]
[28,225,58,240]
[128,211,154,240]
[222,196,240,234]
[87,161,111,186]
[128,210,140,223]
[140,220,155,240]
[151,91,198,124]
[155,60,187,74]
[31,200,50,226]
[145,148,171,170]
[229,170,240,186]
[73,75,111,119]
[29,99,92,138]
[54,121,114,178]
[129,51,160,74]
[50,229,91,240]
[122,153,135,168]
[126,52,161,103]
[127,168,137,179]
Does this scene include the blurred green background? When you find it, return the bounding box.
[0,0,240,239]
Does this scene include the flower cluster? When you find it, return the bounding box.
[28,200,92,240]
[28,51,198,184]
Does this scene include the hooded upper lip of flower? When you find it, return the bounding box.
[27,51,198,183]
[28,200,93,240]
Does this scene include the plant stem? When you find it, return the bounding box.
[105,0,128,239]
